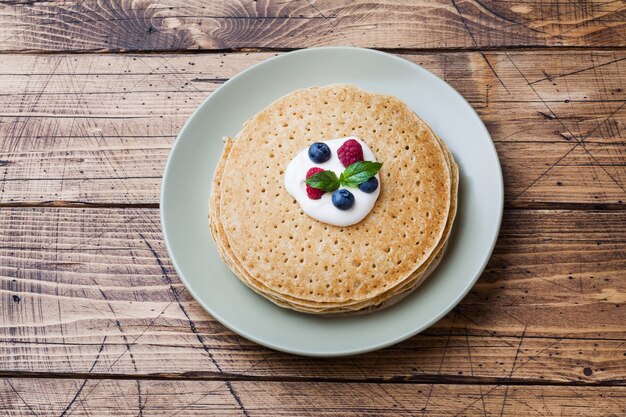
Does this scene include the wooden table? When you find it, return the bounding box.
[1,1,625,415]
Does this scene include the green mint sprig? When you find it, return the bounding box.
[339,161,383,187]
[305,161,382,192]
[305,170,340,192]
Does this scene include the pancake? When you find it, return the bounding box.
[211,162,455,315]
[210,84,456,312]
[209,126,458,314]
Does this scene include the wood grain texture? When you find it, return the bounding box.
[0,51,624,207]
[1,0,626,52]
[1,207,624,383]
[2,378,626,416]
[3,0,625,412]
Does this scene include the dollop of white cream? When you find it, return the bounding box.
[284,137,381,227]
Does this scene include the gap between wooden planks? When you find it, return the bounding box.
[0,50,624,208]
[0,0,625,52]
[0,207,624,384]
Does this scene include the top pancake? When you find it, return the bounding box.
[217,84,451,304]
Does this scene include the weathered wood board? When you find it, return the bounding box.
[1,208,624,384]
[0,51,624,207]
[2,378,626,416]
[1,0,625,52]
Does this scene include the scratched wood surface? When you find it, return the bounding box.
[1,207,625,384]
[1,0,626,51]
[1,0,626,416]
[2,379,626,416]
[0,51,624,208]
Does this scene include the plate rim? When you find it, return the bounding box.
[160,46,504,357]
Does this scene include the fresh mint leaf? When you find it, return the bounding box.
[305,170,340,192]
[339,161,383,187]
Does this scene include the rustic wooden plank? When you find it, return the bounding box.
[0,51,624,207]
[1,207,624,383]
[1,0,625,52]
[2,378,626,416]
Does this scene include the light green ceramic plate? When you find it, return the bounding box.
[161,47,503,357]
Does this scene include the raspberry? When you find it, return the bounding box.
[337,139,364,167]
[305,167,325,200]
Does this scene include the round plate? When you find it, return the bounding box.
[161,47,503,357]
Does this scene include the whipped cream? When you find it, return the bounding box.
[284,137,381,227]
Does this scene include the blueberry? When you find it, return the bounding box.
[358,177,379,193]
[332,189,355,210]
[308,142,331,163]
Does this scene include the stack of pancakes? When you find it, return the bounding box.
[209,85,458,315]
